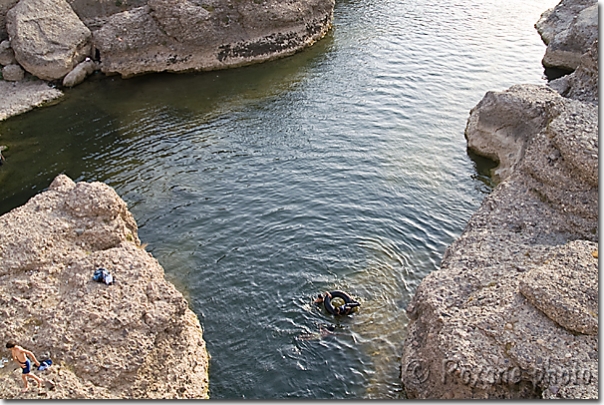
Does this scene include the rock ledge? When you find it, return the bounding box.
[0,174,209,399]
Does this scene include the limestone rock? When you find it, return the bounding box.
[6,0,92,81]
[0,80,63,121]
[0,0,19,41]
[402,83,598,399]
[66,0,148,29]
[63,58,98,87]
[0,40,16,66]
[536,0,598,71]
[543,99,598,188]
[91,0,334,77]
[536,0,597,45]
[0,175,209,399]
[464,84,564,182]
[519,240,598,335]
[1,63,23,81]
[549,39,598,104]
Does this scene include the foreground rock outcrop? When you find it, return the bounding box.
[401,0,598,399]
[401,84,598,399]
[0,175,209,399]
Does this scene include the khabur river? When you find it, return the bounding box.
[0,0,558,398]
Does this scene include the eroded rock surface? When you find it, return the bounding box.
[549,39,598,104]
[0,39,16,66]
[536,0,598,71]
[519,240,598,336]
[91,0,335,77]
[464,84,564,183]
[0,79,63,121]
[0,0,19,41]
[0,175,209,399]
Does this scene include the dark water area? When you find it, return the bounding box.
[0,0,558,399]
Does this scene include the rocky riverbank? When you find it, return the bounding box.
[0,0,335,122]
[0,175,209,399]
[400,0,598,399]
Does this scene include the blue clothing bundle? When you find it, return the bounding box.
[37,359,52,371]
[93,268,114,285]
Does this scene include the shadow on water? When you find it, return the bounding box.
[0,29,335,216]
[467,149,498,193]
[543,66,573,81]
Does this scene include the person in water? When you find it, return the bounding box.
[297,324,336,341]
[314,292,356,315]
[314,292,329,305]
[335,303,354,315]
[6,340,43,393]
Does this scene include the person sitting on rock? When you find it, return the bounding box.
[6,340,44,393]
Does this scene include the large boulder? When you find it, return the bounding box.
[464,84,564,182]
[0,175,209,399]
[6,0,92,81]
[535,0,598,71]
[91,0,335,77]
[401,85,598,399]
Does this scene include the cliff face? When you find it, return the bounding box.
[400,0,598,399]
[0,175,209,399]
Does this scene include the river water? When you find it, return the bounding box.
[0,0,558,399]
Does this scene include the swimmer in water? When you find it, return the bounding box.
[297,324,336,341]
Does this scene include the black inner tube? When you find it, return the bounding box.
[324,290,360,316]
